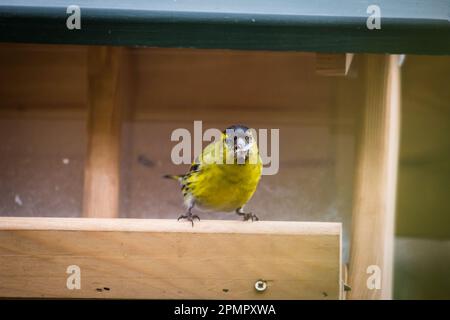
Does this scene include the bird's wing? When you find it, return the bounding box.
[180,138,225,181]
[199,138,226,164]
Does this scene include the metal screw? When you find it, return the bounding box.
[254,280,267,292]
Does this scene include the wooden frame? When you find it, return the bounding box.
[0,45,402,300]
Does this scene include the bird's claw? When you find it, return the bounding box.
[177,213,201,227]
[243,212,259,222]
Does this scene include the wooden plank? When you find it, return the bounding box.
[0,217,342,299]
[0,43,87,120]
[316,53,354,76]
[83,47,123,218]
[0,43,352,126]
[347,55,401,299]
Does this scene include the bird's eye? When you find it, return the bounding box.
[245,136,250,144]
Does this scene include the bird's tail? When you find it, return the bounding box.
[163,174,184,182]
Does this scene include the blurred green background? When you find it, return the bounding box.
[394,55,450,299]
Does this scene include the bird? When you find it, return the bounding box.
[164,125,263,226]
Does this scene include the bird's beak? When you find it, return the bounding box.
[235,137,246,151]
[235,137,249,164]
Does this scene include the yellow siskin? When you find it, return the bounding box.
[164,125,262,225]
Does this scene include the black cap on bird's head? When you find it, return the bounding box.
[223,124,250,133]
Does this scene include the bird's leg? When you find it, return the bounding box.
[177,202,200,227]
[177,211,200,227]
[235,207,259,221]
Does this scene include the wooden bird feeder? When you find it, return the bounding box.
[0,0,448,300]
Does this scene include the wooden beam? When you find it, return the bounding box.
[3,2,449,54]
[83,47,123,218]
[0,218,342,299]
[315,53,354,76]
[347,55,401,299]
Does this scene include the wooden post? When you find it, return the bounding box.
[347,55,401,299]
[83,47,123,218]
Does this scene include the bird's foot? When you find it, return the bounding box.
[241,212,259,222]
[177,212,201,227]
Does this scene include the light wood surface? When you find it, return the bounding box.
[83,47,123,218]
[347,55,401,299]
[0,217,341,299]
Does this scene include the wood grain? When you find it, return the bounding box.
[347,55,401,299]
[83,47,123,218]
[0,217,342,299]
